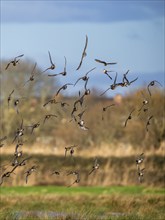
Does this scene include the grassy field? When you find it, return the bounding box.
[0,185,164,220]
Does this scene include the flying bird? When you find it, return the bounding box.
[95,59,117,66]
[137,167,145,183]
[43,98,57,107]
[67,171,80,187]
[78,119,89,131]
[42,51,56,73]
[146,115,154,132]
[74,67,96,86]
[55,83,73,96]
[76,35,88,70]
[103,69,114,80]
[7,89,14,109]
[102,104,115,120]
[48,56,67,77]
[138,92,149,113]
[5,54,24,70]
[24,165,37,184]
[122,70,138,87]
[88,158,100,175]
[43,114,57,124]
[124,109,135,127]
[64,145,78,158]
[136,153,144,167]
[12,118,24,143]
[23,62,37,86]
[147,80,162,96]
[14,97,26,114]
[100,72,118,96]
[27,122,40,134]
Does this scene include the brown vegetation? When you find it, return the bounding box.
[0,59,164,187]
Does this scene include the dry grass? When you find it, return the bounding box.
[0,186,164,220]
[1,141,165,158]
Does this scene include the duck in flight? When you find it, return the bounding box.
[76,35,88,70]
[95,58,117,66]
[5,54,24,70]
[102,103,115,120]
[146,115,154,132]
[23,62,37,86]
[12,118,24,143]
[147,80,162,96]
[24,165,37,184]
[7,89,14,109]
[67,171,80,187]
[74,67,96,86]
[48,56,67,77]
[136,153,144,167]
[42,51,56,73]
[137,167,145,183]
[88,158,100,175]
[55,83,73,96]
[124,109,135,127]
[43,114,58,124]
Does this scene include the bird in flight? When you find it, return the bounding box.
[42,51,56,73]
[147,80,162,96]
[88,158,100,175]
[7,89,14,109]
[122,70,138,87]
[12,118,24,143]
[137,167,145,183]
[43,98,57,107]
[24,165,37,184]
[100,72,118,96]
[76,35,88,70]
[102,69,114,80]
[102,104,115,120]
[23,62,37,86]
[55,83,73,96]
[67,171,80,187]
[138,92,149,113]
[64,145,78,158]
[124,109,135,127]
[5,54,24,70]
[146,115,154,132]
[48,56,67,77]
[95,58,117,66]
[27,122,40,134]
[14,97,26,114]
[136,153,144,167]
[74,67,96,86]
[43,114,57,124]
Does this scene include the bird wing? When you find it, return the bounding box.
[5,62,11,70]
[106,62,117,65]
[48,51,54,65]
[76,35,88,70]
[100,87,111,96]
[16,54,24,59]
[95,59,106,65]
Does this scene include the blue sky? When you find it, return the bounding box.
[1,0,164,96]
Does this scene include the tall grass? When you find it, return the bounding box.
[0,186,164,220]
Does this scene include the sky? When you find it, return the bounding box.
[1,0,164,96]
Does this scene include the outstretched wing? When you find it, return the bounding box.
[76,35,88,70]
[95,59,106,65]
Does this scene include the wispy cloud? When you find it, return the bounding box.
[1,1,164,23]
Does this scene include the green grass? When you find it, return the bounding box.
[0,186,165,220]
[0,185,164,195]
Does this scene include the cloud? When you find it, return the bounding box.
[1,1,164,23]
